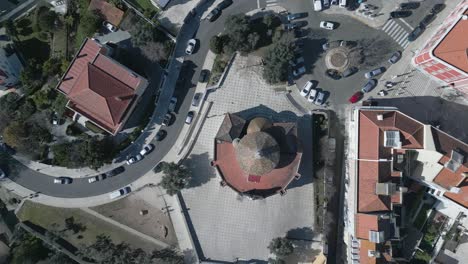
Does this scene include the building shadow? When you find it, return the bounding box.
[285,226,321,263]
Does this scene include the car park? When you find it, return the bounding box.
[307,88,318,102]
[364,67,385,78]
[293,66,306,77]
[54,177,72,184]
[103,21,117,32]
[199,69,210,83]
[155,129,167,141]
[185,111,195,124]
[348,91,363,103]
[140,144,154,156]
[420,13,436,27]
[390,11,412,18]
[290,56,305,67]
[109,186,131,199]
[88,174,107,183]
[407,25,425,42]
[300,81,314,97]
[162,113,172,126]
[314,0,322,11]
[431,4,445,14]
[126,154,143,165]
[314,91,325,105]
[185,39,196,55]
[342,67,358,78]
[361,79,377,93]
[192,93,203,107]
[388,51,402,64]
[0,168,6,179]
[168,97,177,112]
[319,21,336,30]
[216,0,232,10]
[206,8,221,22]
[400,2,420,10]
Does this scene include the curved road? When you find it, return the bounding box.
[5,0,257,198]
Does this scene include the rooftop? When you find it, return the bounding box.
[88,0,125,26]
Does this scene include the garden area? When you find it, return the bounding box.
[208,13,295,85]
[411,211,448,263]
[126,0,159,18]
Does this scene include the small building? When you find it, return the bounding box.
[212,113,303,199]
[56,38,148,135]
[413,1,468,94]
[88,0,125,27]
[0,45,22,90]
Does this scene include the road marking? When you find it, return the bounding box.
[402,41,410,49]
[390,27,405,38]
[399,18,414,31]
[382,20,394,31]
[257,0,260,9]
[393,30,406,42]
[266,3,277,6]
[266,0,276,2]
[396,32,409,45]
[386,23,400,36]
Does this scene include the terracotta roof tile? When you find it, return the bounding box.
[356,214,379,239]
[359,112,380,160]
[433,167,466,189]
[431,127,468,167]
[88,0,125,26]
[358,161,392,213]
[445,177,468,207]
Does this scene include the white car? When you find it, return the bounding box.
[320,21,336,30]
[140,144,154,156]
[126,154,143,165]
[109,186,131,199]
[54,177,72,184]
[103,21,117,32]
[88,174,106,183]
[314,0,322,11]
[185,39,196,55]
[300,81,314,97]
[307,89,318,102]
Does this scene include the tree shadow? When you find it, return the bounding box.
[285,227,321,263]
[288,115,313,189]
[183,152,216,188]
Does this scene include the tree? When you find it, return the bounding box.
[268,237,294,257]
[132,23,154,46]
[262,38,294,84]
[2,121,28,148]
[9,231,50,264]
[209,35,225,54]
[159,162,191,195]
[0,92,20,111]
[76,11,101,45]
[247,32,260,51]
[152,248,184,264]
[3,19,18,41]
[64,217,86,234]
[42,57,62,77]
[32,88,55,110]
[52,92,68,117]
[268,257,286,264]
[15,99,36,121]
[223,14,252,53]
[36,6,57,31]
[46,252,77,264]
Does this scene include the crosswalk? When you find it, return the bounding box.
[382,20,410,49]
[265,0,279,7]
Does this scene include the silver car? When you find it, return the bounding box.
[364,67,385,78]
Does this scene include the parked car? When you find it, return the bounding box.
[361,79,377,93]
[294,28,307,38]
[287,12,307,21]
[390,11,412,19]
[331,0,338,5]
[342,67,358,78]
[103,21,117,32]
[293,65,306,77]
[323,0,329,8]
[110,166,125,176]
[185,111,195,124]
[285,21,307,31]
[0,168,6,179]
[400,2,420,10]
[325,69,341,80]
[388,51,402,64]
[140,144,154,156]
[431,4,445,14]
[322,41,340,51]
[206,8,221,22]
[155,129,167,141]
[420,13,436,27]
[51,112,61,125]
[314,0,322,11]
[307,88,318,102]
[300,81,314,97]
[407,25,425,42]
[216,0,232,10]
[319,21,336,30]
[126,154,143,165]
[364,67,385,78]
[290,56,305,67]
[185,39,196,55]
[54,177,72,184]
[199,69,210,83]
[348,91,363,103]
[88,174,106,183]
[153,162,165,173]
[314,91,326,105]
[168,97,177,112]
[109,186,131,199]
[192,93,203,107]
[162,113,172,126]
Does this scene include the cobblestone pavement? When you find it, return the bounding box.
[180,54,317,262]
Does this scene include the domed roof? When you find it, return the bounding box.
[235,131,280,176]
[247,117,273,134]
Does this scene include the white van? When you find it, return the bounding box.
[339,0,347,8]
[314,0,322,11]
[109,186,131,199]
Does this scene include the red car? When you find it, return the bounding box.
[349,91,363,103]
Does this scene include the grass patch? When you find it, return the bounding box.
[17,200,157,251]
[127,0,158,15]
[208,54,229,85]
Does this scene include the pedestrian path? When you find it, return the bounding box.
[382,19,410,49]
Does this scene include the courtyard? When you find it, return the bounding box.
[180,54,317,262]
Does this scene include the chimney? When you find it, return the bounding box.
[377,114,384,121]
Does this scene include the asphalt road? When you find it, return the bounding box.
[3,0,257,198]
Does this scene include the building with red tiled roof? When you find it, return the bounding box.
[212,114,302,198]
[88,0,125,27]
[346,108,468,264]
[57,38,148,135]
[413,0,468,95]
